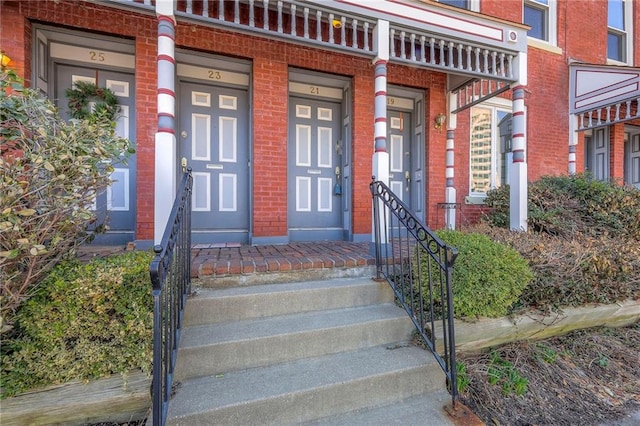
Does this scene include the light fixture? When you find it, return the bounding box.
[331,19,342,29]
[0,51,12,69]
[434,113,446,130]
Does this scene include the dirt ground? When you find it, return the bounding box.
[458,322,640,426]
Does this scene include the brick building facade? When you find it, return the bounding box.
[1,0,638,246]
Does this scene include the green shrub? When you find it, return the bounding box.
[416,230,534,319]
[1,71,134,326]
[485,174,640,239]
[0,250,153,398]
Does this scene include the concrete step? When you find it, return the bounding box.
[174,303,414,381]
[167,344,449,426]
[184,277,394,327]
[304,392,455,425]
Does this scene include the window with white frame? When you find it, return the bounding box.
[469,102,513,195]
[607,0,632,64]
[437,0,479,12]
[524,0,557,45]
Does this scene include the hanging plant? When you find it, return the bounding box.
[66,81,119,121]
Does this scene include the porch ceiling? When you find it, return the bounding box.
[103,0,526,85]
[570,63,640,131]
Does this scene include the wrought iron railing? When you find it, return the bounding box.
[370,178,459,406]
[149,169,193,426]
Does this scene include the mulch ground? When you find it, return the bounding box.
[458,322,640,426]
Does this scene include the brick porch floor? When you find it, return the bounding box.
[77,241,376,279]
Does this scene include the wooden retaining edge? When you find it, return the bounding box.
[0,370,150,426]
[447,299,640,354]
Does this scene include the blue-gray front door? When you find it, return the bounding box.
[288,97,343,241]
[55,64,136,244]
[388,109,415,211]
[179,81,250,243]
[626,130,640,189]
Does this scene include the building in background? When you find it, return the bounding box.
[1,0,637,247]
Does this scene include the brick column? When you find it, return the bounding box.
[510,86,528,231]
[251,57,288,244]
[609,123,625,182]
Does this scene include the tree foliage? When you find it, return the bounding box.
[0,71,133,328]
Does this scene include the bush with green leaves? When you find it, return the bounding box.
[415,230,534,319]
[0,250,153,398]
[0,71,133,326]
[484,174,640,239]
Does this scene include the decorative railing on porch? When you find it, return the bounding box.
[110,0,520,83]
[370,178,459,405]
[149,169,193,426]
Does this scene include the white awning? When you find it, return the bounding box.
[569,63,640,130]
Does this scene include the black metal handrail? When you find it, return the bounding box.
[370,178,459,406]
[149,169,193,426]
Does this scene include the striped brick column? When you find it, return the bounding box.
[509,86,528,231]
[371,20,390,249]
[445,128,456,229]
[154,2,177,244]
[568,115,578,174]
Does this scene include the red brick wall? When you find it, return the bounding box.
[610,123,625,182]
[480,0,521,23]
[1,2,29,81]
[8,0,390,240]
[14,0,637,241]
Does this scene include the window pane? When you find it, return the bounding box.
[524,5,547,40]
[438,0,469,9]
[608,0,624,30]
[498,112,513,187]
[470,108,492,194]
[607,32,624,61]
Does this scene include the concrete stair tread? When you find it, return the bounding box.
[304,392,455,425]
[168,343,443,422]
[179,303,409,348]
[184,277,394,326]
[191,277,378,299]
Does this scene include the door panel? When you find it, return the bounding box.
[179,81,249,243]
[388,110,413,208]
[585,129,610,182]
[626,133,640,189]
[288,97,342,240]
[55,64,136,243]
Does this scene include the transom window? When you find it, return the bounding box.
[607,0,631,63]
[524,0,557,45]
[469,102,513,195]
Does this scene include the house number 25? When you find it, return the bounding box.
[89,51,105,62]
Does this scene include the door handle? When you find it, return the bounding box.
[181,157,187,173]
